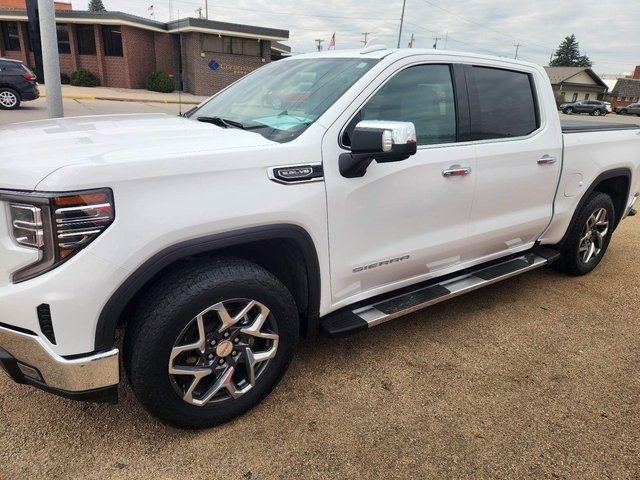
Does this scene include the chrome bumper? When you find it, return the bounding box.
[0,324,119,402]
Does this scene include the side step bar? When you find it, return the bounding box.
[321,249,560,337]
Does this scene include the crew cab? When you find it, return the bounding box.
[1,47,638,429]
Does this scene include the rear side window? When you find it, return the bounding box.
[469,66,538,140]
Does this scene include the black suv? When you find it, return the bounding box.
[559,100,608,116]
[0,58,39,110]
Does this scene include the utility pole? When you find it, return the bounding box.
[397,0,406,48]
[169,0,173,20]
[513,43,521,59]
[361,32,371,46]
[444,31,448,49]
[314,39,324,51]
[37,0,63,118]
[432,36,442,49]
[408,33,415,48]
[204,0,209,19]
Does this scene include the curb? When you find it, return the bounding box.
[42,94,203,105]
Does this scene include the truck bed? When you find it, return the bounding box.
[561,120,640,133]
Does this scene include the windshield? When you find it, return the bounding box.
[189,58,379,142]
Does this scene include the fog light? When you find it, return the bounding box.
[17,362,43,382]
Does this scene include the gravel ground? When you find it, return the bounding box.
[1,219,638,479]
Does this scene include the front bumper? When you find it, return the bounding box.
[0,323,119,403]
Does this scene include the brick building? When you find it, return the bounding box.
[0,0,71,11]
[0,9,289,95]
[608,65,640,110]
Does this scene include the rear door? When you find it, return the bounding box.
[463,64,562,262]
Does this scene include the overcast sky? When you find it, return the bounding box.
[71,0,639,74]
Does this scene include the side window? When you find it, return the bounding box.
[344,64,457,146]
[469,66,538,140]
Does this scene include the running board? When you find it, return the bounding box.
[320,249,560,337]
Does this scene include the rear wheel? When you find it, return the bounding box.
[558,192,615,276]
[593,109,602,116]
[124,257,299,429]
[0,88,20,110]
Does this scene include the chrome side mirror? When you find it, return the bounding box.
[340,120,417,178]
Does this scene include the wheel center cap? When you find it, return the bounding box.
[216,340,233,357]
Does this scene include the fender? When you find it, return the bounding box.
[94,224,321,351]
[557,167,632,246]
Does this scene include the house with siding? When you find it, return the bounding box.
[608,66,640,110]
[543,66,608,104]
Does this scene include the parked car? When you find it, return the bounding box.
[560,100,608,116]
[1,48,639,429]
[603,101,612,113]
[0,58,39,110]
[616,103,640,115]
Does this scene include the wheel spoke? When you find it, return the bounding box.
[170,365,214,404]
[584,242,596,263]
[196,365,242,405]
[169,313,206,363]
[242,343,278,387]
[213,301,237,332]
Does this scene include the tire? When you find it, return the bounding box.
[593,109,602,116]
[564,107,573,115]
[619,109,627,115]
[0,88,20,110]
[123,256,299,429]
[557,192,615,276]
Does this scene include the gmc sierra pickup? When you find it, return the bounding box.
[0,47,638,429]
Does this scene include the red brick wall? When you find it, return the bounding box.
[179,32,271,96]
[0,0,71,9]
[154,32,175,77]
[122,25,156,89]
[633,66,640,80]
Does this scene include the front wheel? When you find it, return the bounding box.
[557,192,615,276]
[593,109,602,116]
[619,109,627,115]
[564,107,574,115]
[124,257,299,429]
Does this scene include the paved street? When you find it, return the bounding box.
[0,97,183,126]
[0,99,639,479]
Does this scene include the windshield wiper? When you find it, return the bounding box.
[197,116,246,129]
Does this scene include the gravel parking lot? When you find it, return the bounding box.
[0,101,638,479]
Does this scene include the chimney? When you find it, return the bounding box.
[633,65,640,79]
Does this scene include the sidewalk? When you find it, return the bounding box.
[39,85,209,105]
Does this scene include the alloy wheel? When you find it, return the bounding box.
[0,90,18,108]
[594,109,601,116]
[168,298,279,407]
[578,207,609,264]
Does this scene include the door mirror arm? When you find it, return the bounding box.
[339,121,417,178]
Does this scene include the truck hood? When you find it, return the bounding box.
[0,114,275,190]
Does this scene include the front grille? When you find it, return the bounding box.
[37,304,56,344]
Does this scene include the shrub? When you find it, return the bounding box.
[146,70,174,93]
[60,73,71,85]
[69,69,100,87]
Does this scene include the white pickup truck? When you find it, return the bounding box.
[1,47,638,428]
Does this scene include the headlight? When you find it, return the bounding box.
[1,189,114,283]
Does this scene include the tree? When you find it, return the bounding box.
[549,34,592,67]
[88,0,106,12]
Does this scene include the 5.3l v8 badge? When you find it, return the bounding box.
[269,163,324,185]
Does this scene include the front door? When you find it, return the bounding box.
[323,62,477,308]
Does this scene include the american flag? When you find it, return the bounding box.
[148,4,155,17]
[328,33,336,50]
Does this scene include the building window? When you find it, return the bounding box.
[102,25,123,56]
[1,22,21,51]
[76,24,96,55]
[57,24,71,54]
[584,93,590,100]
[572,93,578,102]
[202,35,262,56]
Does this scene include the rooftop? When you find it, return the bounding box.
[611,78,640,97]
[0,9,289,41]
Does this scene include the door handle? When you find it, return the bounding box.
[537,155,557,165]
[442,166,471,177]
